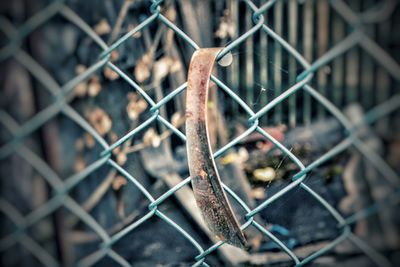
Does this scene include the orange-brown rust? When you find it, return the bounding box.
[185,48,247,249]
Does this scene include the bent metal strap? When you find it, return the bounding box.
[185,48,247,249]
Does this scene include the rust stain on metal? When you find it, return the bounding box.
[186,48,247,249]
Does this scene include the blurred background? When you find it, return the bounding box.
[0,0,399,266]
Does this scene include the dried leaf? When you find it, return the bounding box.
[75,64,87,75]
[104,67,119,80]
[126,93,148,121]
[112,175,127,191]
[253,167,276,182]
[126,100,146,120]
[116,152,127,166]
[75,138,85,152]
[112,146,121,155]
[169,58,182,73]
[143,128,161,147]
[151,135,161,148]
[134,54,151,83]
[249,235,263,250]
[127,24,142,38]
[237,147,249,162]
[87,76,102,97]
[84,132,95,148]
[127,92,138,101]
[220,153,238,165]
[94,18,111,35]
[171,112,183,127]
[251,187,266,200]
[153,57,182,82]
[74,82,87,98]
[109,131,119,143]
[215,10,235,39]
[111,51,119,62]
[137,99,148,111]
[153,57,171,82]
[87,108,112,136]
[74,156,86,172]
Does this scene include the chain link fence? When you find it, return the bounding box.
[0,0,399,266]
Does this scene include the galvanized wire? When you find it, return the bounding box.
[0,0,399,266]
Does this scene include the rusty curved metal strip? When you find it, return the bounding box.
[185,48,247,249]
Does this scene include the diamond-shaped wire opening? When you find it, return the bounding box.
[0,1,64,62]
[0,52,110,159]
[0,194,109,263]
[303,83,399,184]
[251,182,345,264]
[102,209,215,267]
[76,248,126,267]
[0,108,114,266]
[0,198,57,267]
[0,217,58,267]
[296,182,350,265]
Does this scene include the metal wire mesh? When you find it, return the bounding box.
[0,0,399,266]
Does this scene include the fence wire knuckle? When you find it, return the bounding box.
[0,0,399,266]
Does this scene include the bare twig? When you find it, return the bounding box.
[68,209,141,244]
[125,114,185,154]
[67,169,116,228]
[108,0,135,44]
